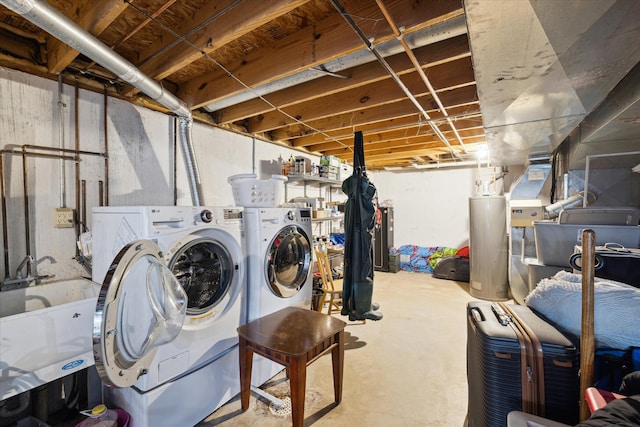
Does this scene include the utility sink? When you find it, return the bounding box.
[0,278,100,400]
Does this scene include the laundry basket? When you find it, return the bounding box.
[228,174,287,207]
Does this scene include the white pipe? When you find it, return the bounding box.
[250,386,285,409]
[545,193,586,218]
[2,0,203,205]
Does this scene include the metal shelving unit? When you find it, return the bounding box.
[284,175,342,199]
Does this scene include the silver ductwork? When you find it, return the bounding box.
[2,0,203,205]
[203,14,468,112]
[178,117,203,205]
[579,61,640,144]
[465,0,640,166]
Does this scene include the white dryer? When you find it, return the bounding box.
[90,206,245,427]
[243,207,313,386]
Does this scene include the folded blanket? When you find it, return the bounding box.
[525,271,640,349]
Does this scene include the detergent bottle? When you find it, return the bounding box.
[76,404,118,427]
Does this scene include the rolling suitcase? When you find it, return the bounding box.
[466,301,580,427]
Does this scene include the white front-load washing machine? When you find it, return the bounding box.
[243,206,313,386]
[90,206,245,427]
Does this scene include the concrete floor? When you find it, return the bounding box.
[197,271,476,427]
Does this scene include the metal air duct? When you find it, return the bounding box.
[579,60,640,144]
[2,0,203,205]
[204,15,467,112]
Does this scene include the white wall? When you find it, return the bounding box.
[0,68,332,281]
[370,168,478,249]
[0,66,492,282]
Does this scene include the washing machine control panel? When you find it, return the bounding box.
[192,208,242,226]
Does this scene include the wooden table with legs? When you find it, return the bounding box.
[237,307,346,427]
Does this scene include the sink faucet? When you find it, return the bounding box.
[1,255,56,291]
[15,255,33,279]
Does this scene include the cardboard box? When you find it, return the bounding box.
[312,210,328,218]
[320,155,340,167]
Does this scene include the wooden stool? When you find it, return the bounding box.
[237,307,346,427]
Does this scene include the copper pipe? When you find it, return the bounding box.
[22,145,103,157]
[579,228,596,422]
[21,147,31,276]
[75,77,81,246]
[98,181,104,207]
[103,84,109,206]
[1,148,79,283]
[375,0,466,153]
[58,73,66,208]
[0,153,9,278]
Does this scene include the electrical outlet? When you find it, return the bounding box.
[55,207,75,228]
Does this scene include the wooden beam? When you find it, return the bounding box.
[245,56,474,133]
[290,105,481,146]
[48,0,128,74]
[135,0,309,82]
[291,104,482,147]
[269,85,479,140]
[178,0,463,108]
[216,34,470,123]
[322,131,486,157]
[307,120,484,153]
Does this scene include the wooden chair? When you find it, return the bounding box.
[314,248,343,315]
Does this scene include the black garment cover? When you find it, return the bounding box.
[341,131,381,320]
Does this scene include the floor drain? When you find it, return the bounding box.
[268,396,292,416]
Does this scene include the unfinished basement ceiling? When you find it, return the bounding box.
[0,0,639,169]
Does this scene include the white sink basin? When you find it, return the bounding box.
[0,278,100,399]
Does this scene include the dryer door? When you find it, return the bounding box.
[266,225,311,297]
[93,240,187,388]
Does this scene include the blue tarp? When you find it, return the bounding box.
[391,245,459,274]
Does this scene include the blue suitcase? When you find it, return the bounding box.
[466,301,580,427]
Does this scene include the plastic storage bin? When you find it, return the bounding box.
[227,174,287,207]
[533,222,640,267]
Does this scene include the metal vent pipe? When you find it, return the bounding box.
[204,15,468,112]
[2,0,203,205]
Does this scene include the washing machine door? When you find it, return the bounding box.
[93,240,187,388]
[169,237,236,317]
[266,225,311,297]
